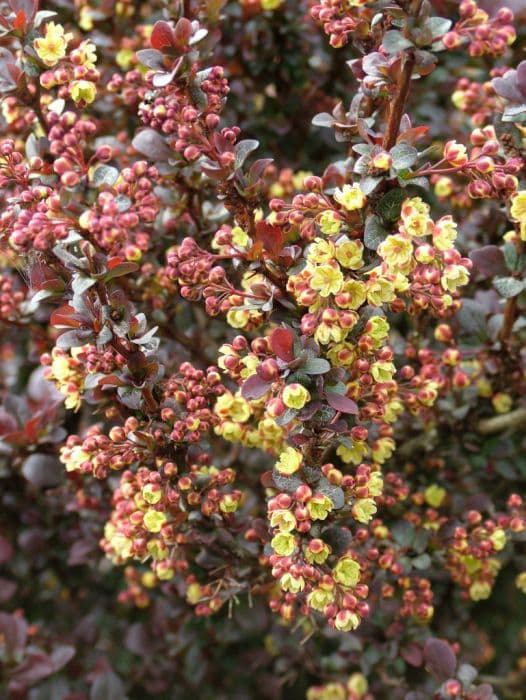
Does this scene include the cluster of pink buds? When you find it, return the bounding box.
[78,161,160,257]
[444,3,515,56]
[0,272,27,322]
[446,495,526,602]
[161,363,225,443]
[310,0,367,49]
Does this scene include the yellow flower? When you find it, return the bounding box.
[434,176,454,198]
[336,439,368,465]
[490,528,507,551]
[305,539,331,564]
[366,277,396,306]
[335,239,364,269]
[371,436,396,464]
[70,80,97,104]
[186,582,204,604]
[275,446,303,475]
[34,21,73,67]
[60,445,91,473]
[231,226,250,247]
[370,361,396,383]
[226,308,251,328]
[280,573,305,593]
[352,498,377,523]
[270,509,297,532]
[310,262,344,297]
[307,584,335,612]
[282,383,310,409]
[74,40,97,69]
[307,683,346,700]
[433,216,458,251]
[365,316,390,344]
[219,494,239,513]
[147,540,168,560]
[334,184,366,211]
[271,532,296,556]
[424,484,446,508]
[319,210,342,236]
[307,494,333,521]
[335,279,367,309]
[400,197,432,237]
[142,484,162,505]
[333,556,361,587]
[347,673,368,697]
[143,510,167,533]
[334,609,361,631]
[378,234,413,269]
[383,399,404,422]
[441,264,469,293]
[307,238,335,264]
[510,190,526,220]
[367,472,383,497]
[469,581,492,601]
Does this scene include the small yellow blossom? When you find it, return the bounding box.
[307,584,335,611]
[371,436,396,464]
[275,446,303,475]
[352,498,377,523]
[515,572,526,593]
[270,509,297,532]
[307,238,335,264]
[142,484,162,505]
[347,673,368,697]
[307,494,333,521]
[280,573,305,593]
[492,392,513,414]
[433,216,458,250]
[334,184,366,211]
[424,484,446,508]
[334,609,361,631]
[441,264,469,293]
[333,556,361,587]
[336,439,368,465]
[282,383,310,409]
[70,80,97,104]
[310,262,344,297]
[271,531,296,556]
[469,581,492,601]
[34,22,73,67]
[319,210,342,235]
[335,239,364,269]
[143,510,167,533]
[378,234,413,269]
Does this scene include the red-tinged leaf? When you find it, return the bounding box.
[255,221,284,258]
[241,373,272,400]
[174,17,192,48]
[260,470,275,488]
[50,305,83,328]
[98,374,125,388]
[8,0,37,21]
[423,638,457,681]
[270,327,294,362]
[105,261,139,281]
[150,20,176,51]
[325,391,359,415]
[0,536,14,564]
[401,643,424,667]
[397,126,429,145]
[13,9,26,29]
[469,245,506,279]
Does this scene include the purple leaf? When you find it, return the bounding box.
[423,638,457,681]
[132,129,173,162]
[241,374,272,400]
[270,327,294,362]
[325,391,359,415]
[469,245,506,279]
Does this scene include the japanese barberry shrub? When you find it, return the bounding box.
[0,0,526,698]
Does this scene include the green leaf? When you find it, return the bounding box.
[234,139,259,170]
[494,276,524,298]
[390,143,418,170]
[303,358,331,375]
[364,215,388,250]
[91,165,119,187]
[377,188,406,222]
[392,520,415,548]
[382,30,414,55]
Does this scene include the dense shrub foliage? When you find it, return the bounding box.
[0,0,526,697]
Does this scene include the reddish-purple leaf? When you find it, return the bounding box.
[270,327,294,362]
[469,245,506,279]
[241,373,272,400]
[150,20,176,51]
[423,638,457,681]
[325,391,359,415]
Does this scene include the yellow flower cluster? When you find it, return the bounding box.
[214,390,286,454]
[43,347,85,411]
